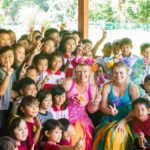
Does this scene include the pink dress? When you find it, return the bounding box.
[67,81,94,150]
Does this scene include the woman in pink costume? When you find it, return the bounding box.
[63,56,101,150]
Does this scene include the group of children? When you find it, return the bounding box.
[0,24,149,150]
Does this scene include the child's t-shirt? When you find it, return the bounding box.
[0,67,16,110]
[50,105,69,120]
[43,141,60,150]
[43,69,65,90]
[60,139,71,146]
[133,115,150,138]
[38,111,53,125]
[18,142,28,150]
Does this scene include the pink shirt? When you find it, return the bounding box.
[18,142,28,150]
[43,141,60,150]
[60,139,71,146]
[133,115,150,137]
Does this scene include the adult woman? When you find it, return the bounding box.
[92,62,139,150]
[63,56,101,150]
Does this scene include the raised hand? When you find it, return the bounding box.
[19,63,29,79]
[75,136,84,150]
[6,57,13,77]
[101,29,107,39]
[32,41,43,56]
[109,104,118,116]
[138,133,147,149]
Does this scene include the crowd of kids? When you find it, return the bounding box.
[0,22,149,150]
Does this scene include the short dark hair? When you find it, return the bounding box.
[132,97,150,110]
[44,28,59,38]
[33,53,48,66]
[140,43,150,51]
[43,119,62,141]
[144,75,150,84]
[120,37,132,48]
[0,136,17,150]
[37,89,51,105]
[58,118,70,132]
[0,46,13,55]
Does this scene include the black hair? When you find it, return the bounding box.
[0,29,9,34]
[0,46,13,55]
[58,118,70,132]
[60,30,70,38]
[140,43,150,53]
[41,37,55,44]
[132,97,150,110]
[0,136,17,150]
[72,30,81,37]
[18,96,39,116]
[144,75,150,84]
[8,116,23,138]
[37,89,51,105]
[49,51,64,69]
[120,37,132,48]
[33,53,48,66]
[51,85,68,109]
[43,119,62,141]
[58,36,76,54]
[44,28,59,38]
[16,77,36,91]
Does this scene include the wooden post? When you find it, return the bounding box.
[78,0,89,40]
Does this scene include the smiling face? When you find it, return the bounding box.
[120,44,132,57]
[75,64,91,83]
[133,104,149,122]
[46,127,62,143]
[41,94,53,110]
[15,46,25,64]
[112,66,128,84]
[54,93,66,107]
[51,56,63,72]
[22,84,37,97]
[143,46,150,62]
[13,119,28,142]
[65,39,76,54]
[0,33,11,47]
[43,40,55,54]
[0,50,14,69]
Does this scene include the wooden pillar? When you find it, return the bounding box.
[78,0,89,40]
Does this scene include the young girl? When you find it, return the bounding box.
[18,96,42,150]
[41,37,55,55]
[132,97,150,150]
[37,89,53,124]
[42,119,83,150]
[8,116,29,150]
[43,52,65,90]
[58,118,75,146]
[50,85,68,120]
[59,36,76,78]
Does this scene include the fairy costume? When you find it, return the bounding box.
[67,80,94,150]
[92,82,135,150]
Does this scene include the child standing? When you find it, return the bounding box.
[50,85,68,120]
[132,97,150,150]
[8,116,29,150]
[58,118,75,146]
[59,36,76,78]
[37,89,53,124]
[0,46,16,136]
[42,119,83,150]
[43,52,65,90]
[18,96,42,150]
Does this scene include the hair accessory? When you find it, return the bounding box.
[71,56,93,67]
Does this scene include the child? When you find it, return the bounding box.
[58,118,75,146]
[18,96,42,150]
[50,85,68,120]
[59,36,76,78]
[41,37,55,55]
[11,77,37,115]
[37,89,53,124]
[8,116,29,150]
[0,29,11,47]
[0,46,16,136]
[43,52,65,90]
[42,119,83,150]
[72,30,81,45]
[132,97,150,150]
[13,44,26,71]
[0,136,17,150]
[8,29,17,46]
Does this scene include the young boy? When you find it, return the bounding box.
[58,118,75,146]
[132,97,150,149]
[0,46,16,136]
[0,29,11,47]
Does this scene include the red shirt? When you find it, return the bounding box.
[43,141,60,150]
[59,139,71,146]
[133,115,150,137]
[18,142,28,150]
